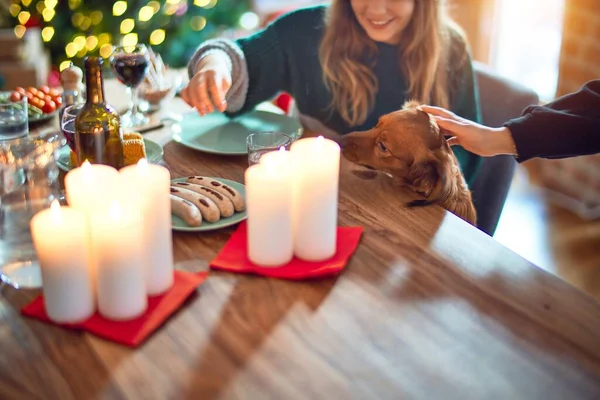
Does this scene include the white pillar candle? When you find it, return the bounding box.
[64,161,119,214]
[90,201,147,321]
[291,136,340,261]
[245,148,294,267]
[119,159,174,296]
[30,200,94,324]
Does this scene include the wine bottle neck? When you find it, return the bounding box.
[85,65,105,104]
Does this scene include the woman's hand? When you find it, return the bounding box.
[181,54,232,116]
[420,105,518,157]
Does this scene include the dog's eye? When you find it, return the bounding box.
[378,141,388,152]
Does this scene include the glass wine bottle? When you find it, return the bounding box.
[74,56,124,169]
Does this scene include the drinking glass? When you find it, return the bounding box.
[61,103,84,152]
[246,132,293,166]
[0,92,28,141]
[110,44,150,128]
[0,133,63,288]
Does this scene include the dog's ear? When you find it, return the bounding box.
[408,160,441,198]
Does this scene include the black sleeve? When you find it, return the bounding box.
[504,80,600,162]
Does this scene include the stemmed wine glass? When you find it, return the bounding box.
[109,44,150,128]
[60,103,84,154]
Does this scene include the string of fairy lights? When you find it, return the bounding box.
[8,0,257,70]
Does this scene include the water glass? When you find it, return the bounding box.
[0,92,28,141]
[246,132,293,166]
[0,133,63,288]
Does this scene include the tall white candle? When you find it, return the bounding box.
[90,201,147,321]
[30,200,94,324]
[119,159,174,296]
[245,148,294,266]
[291,136,340,261]
[65,161,119,214]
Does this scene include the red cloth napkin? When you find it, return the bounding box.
[22,270,207,348]
[210,221,363,280]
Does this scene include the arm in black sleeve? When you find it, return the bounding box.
[504,79,600,162]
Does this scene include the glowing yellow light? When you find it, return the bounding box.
[193,0,210,6]
[71,13,84,26]
[166,0,180,4]
[91,11,103,25]
[45,0,58,9]
[41,26,55,42]
[148,1,160,13]
[98,33,111,45]
[113,1,127,16]
[77,48,87,58]
[204,0,218,9]
[9,4,21,17]
[149,29,165,45]
[138,6,154,22]
[14,25,26,39]
[65,42,78,58]
[164,4,178,15]
[122,33,138,47]
[18,11,31,25]
[68,0,81,10]
[99,43,113,58]
[21,0,32,7]
[59,61,72,71]
[36,2,46,13]
[190,16,207,31]
[80,16,92,30]
[42,8,55,22]
[73,35,86,51]
[120,19,135,34]
[86,36,98,51]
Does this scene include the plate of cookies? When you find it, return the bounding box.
[170,176,247,232]
[56,132,164,172]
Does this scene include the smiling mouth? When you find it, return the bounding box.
[367,18,395,29]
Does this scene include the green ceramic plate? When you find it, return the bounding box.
[171,177,247,232]
[172,110,303,155]
[56,138,164,172]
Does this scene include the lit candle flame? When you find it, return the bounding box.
[50,199,61,223]
[137,158,148,169]
[81,160,92,181]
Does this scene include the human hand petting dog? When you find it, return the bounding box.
[420,106,518,157]
[181,53,232,116]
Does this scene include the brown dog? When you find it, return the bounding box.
[340,100,477,226]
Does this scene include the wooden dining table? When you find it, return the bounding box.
[2,79,600,400]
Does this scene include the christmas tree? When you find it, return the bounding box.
[4,0,252,70]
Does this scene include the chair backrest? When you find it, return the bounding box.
[474,61,540,127]
[469,61,539,236]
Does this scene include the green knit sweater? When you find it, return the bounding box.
[228,5,482,183]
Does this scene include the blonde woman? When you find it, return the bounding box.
[182,0,482,183]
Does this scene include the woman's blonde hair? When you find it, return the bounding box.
[319,0,463,127]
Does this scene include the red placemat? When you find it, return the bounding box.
[210,221,363,280]
[22,270,207,347]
